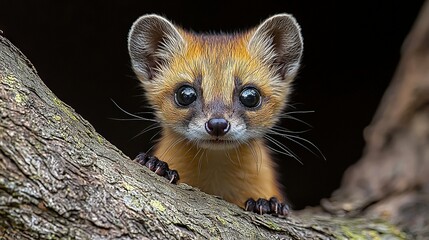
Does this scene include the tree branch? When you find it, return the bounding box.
[0,35,405,239]
[323,1,429,238]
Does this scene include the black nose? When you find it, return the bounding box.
[205,118,230,137]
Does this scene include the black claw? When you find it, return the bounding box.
[135,152,149,165]
[134,152,179,184]
[165,169,179,184]
[269,197,280,214]
[145,156,158,171]
[245,198,256,211]
[255,198,270,215]
[154,161,168,175]
[279,203,290,216]
[244,197,290,217]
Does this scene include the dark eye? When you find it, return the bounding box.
[239,87,261,108]
[175,85,197,106]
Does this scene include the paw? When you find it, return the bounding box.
[134,152,179,184]
[244,197,290,217]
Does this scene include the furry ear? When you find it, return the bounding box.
[128,14,185,81]
[248,14,303,80]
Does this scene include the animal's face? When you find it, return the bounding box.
[128,14,303,149]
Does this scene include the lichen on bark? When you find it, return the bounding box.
[0,34,410,239]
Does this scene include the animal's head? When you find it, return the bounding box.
[128,14,303,149]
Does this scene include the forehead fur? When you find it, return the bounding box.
[164,30,281,106]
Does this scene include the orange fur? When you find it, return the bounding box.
[128,14,303,209]
[155,128,283,206]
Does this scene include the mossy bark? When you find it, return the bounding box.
[0,34,408,239]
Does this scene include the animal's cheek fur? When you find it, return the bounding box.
[157,98,190,127]
[245,97,284,129]
[246,108,274,129]
[144,84,187,126]
[161,105,188,125]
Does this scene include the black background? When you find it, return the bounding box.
[0,1,424,209]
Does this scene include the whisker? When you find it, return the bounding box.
[234,143,242,167]
[165,137,187,163]
[108,117,152,121]
[149,129,162,141]
[269,131,326,160]
[278,115,313,127]
[204,148,210,166]
[256,140,264,173]
[192,145,204,163]
[156,130,184,159]
[110,99,157,123]
[286,103,306,109]
[195,147,204,180]
[244,140,261,173]
[145,144,156,155]
[225,150,235,166]
[266,144,304,166]
[271,126,311,134]
[279,110,315,115]
[182,140,195,157]
[264,137,293,158]
[130,123,161,140]
[264,135,303,165]
[269,130,315,155]
[161,137,186,161]
[134,111,156,115]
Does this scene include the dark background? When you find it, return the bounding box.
[0,1,424,209]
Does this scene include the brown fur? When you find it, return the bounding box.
[128,14,303,208]
[156,128,282,206]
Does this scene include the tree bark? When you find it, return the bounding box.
[0,33,407,239]
[323,1,429,239]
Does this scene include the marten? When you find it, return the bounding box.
[127,13,303,216]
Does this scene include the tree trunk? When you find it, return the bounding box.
[0,32,407,239]
[323,1,429,239]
